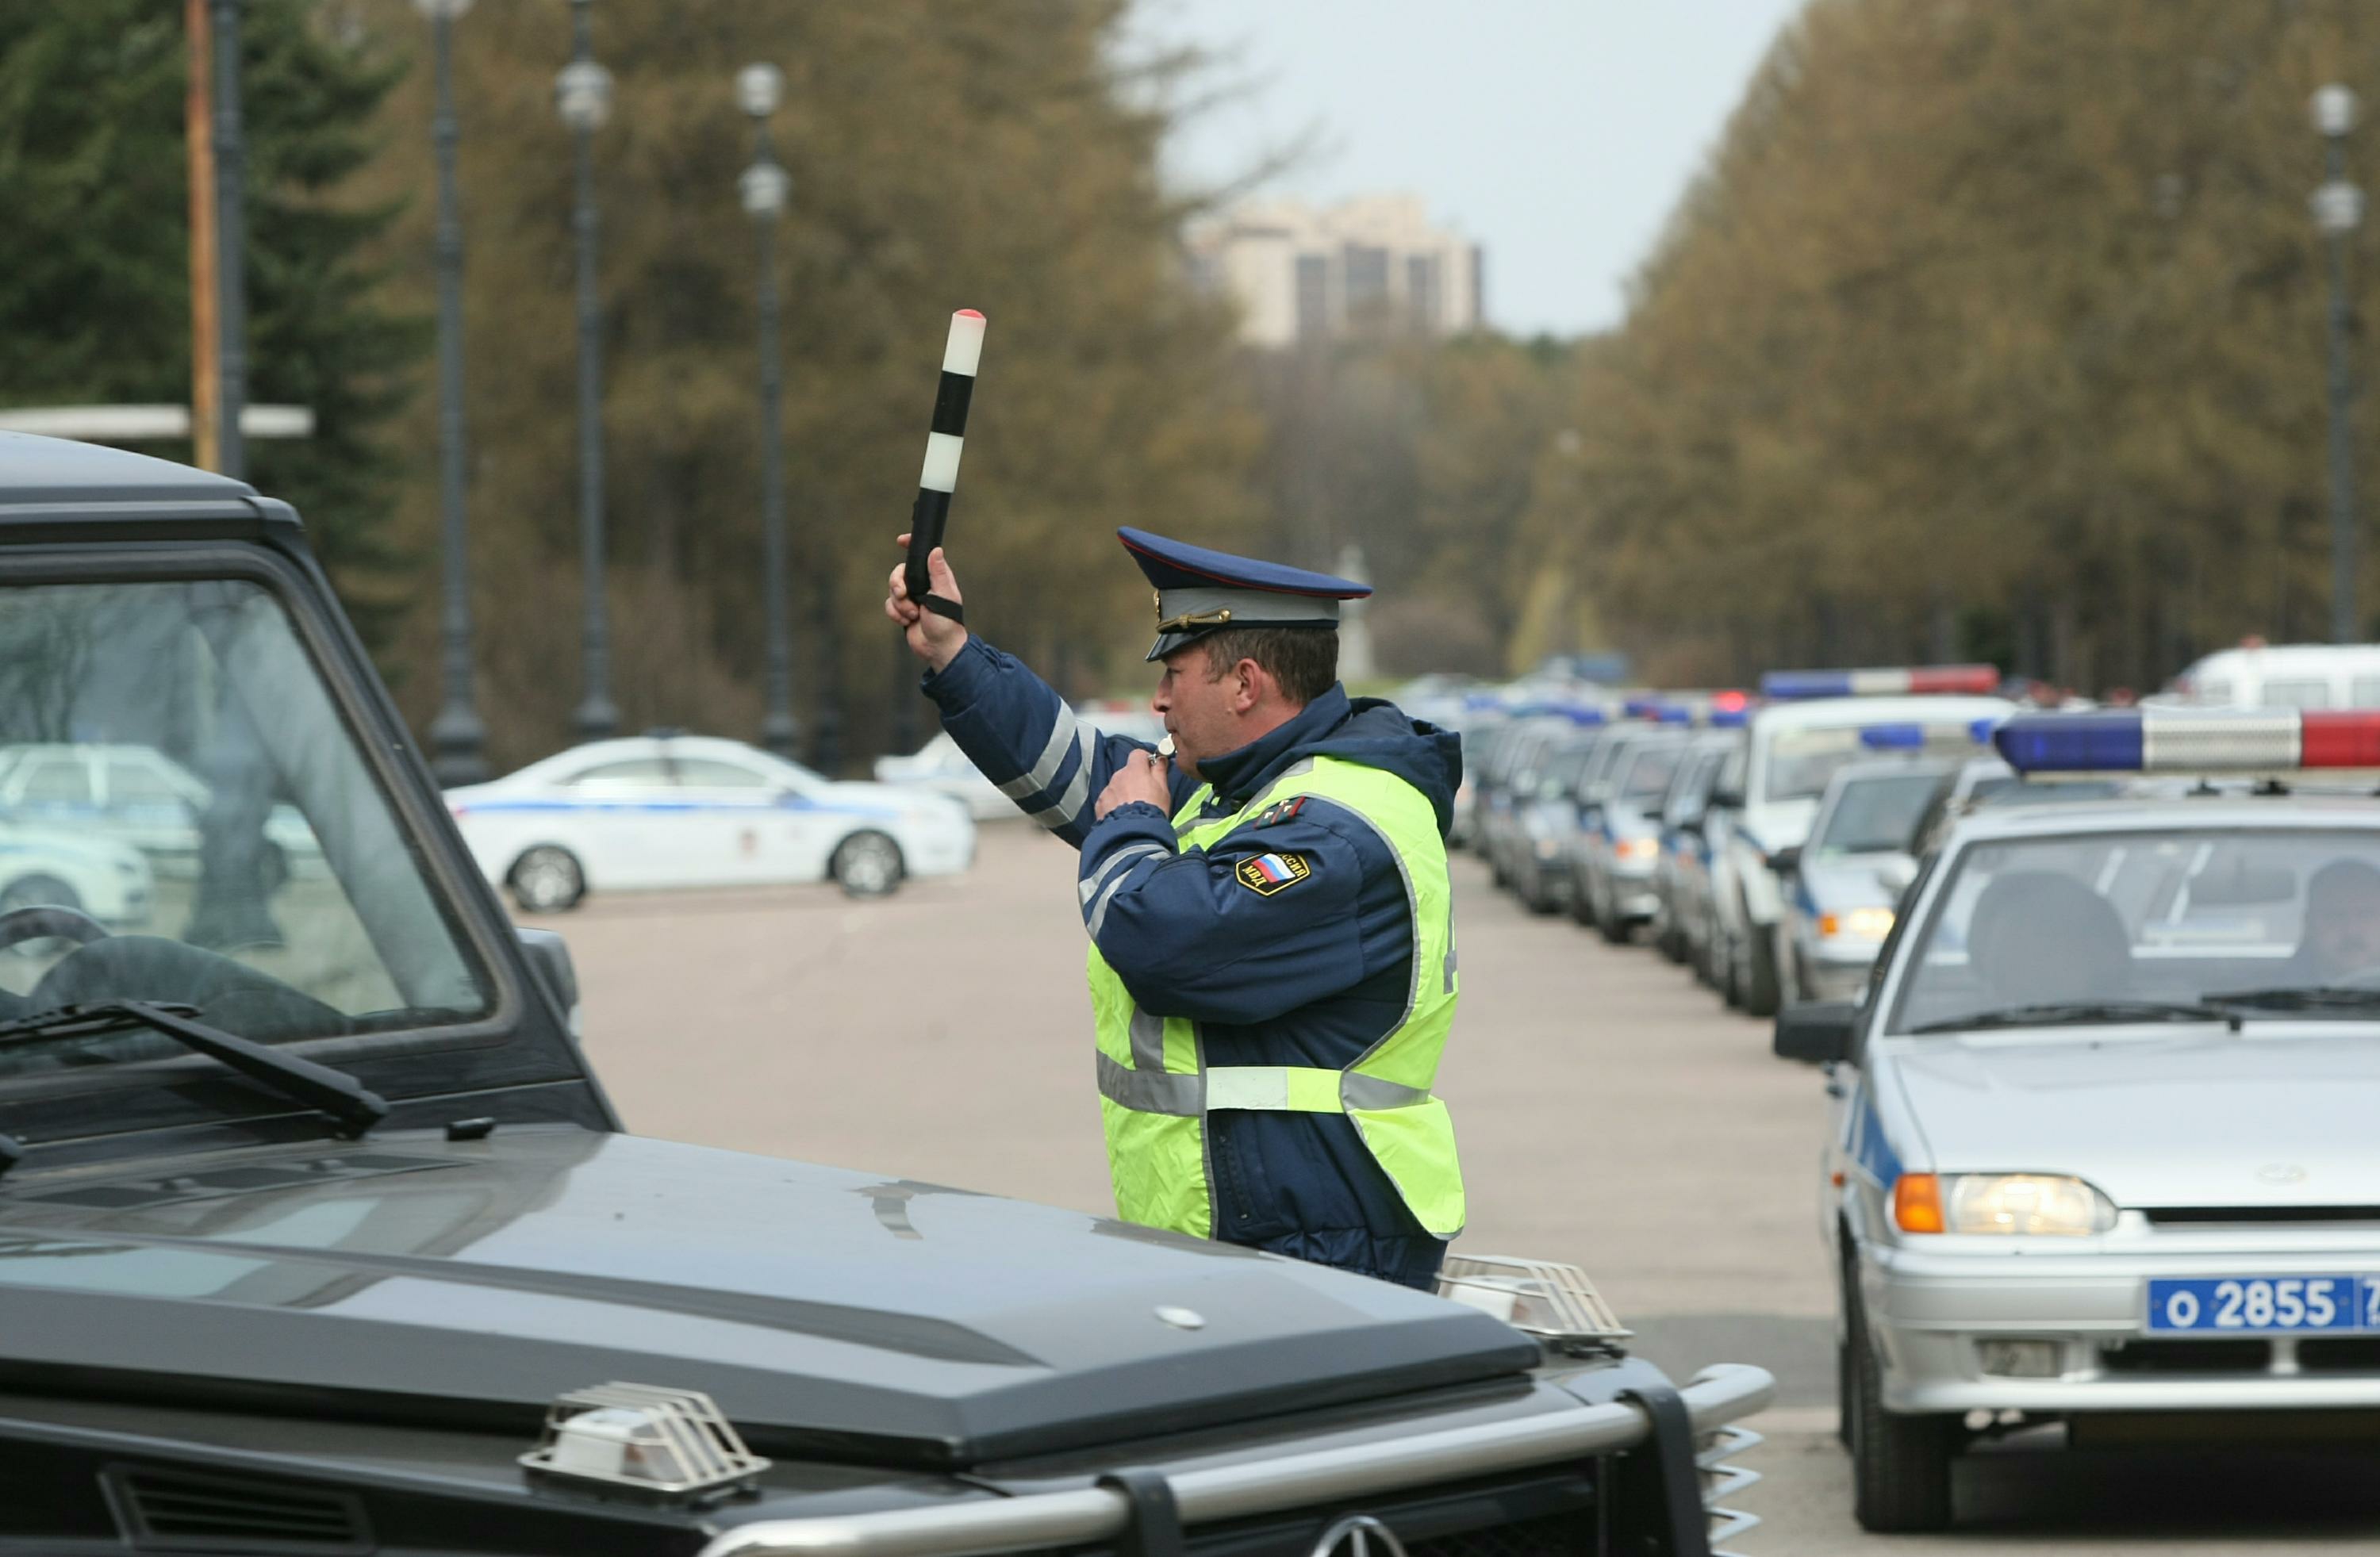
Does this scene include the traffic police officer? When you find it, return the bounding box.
[885,527,1466,1289]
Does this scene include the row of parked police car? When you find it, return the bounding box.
[1453,658,2380,1532]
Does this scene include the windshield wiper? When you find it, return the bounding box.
[0,1000,388,1139]
[2201,985,2380,1014]
[1912,999,2244,1035]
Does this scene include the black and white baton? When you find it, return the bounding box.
[903,308,985,623]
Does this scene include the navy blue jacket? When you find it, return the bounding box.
[923,637,1464,1288]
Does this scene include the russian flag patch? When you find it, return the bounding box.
[1234,850,1312,897]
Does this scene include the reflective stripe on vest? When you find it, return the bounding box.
[1084,755,1465,1241]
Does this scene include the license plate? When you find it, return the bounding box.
[2146,1275,2380,1333]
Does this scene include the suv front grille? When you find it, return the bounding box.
[1406,1509,1587,1557]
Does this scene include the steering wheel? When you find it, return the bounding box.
[0,905,112,953]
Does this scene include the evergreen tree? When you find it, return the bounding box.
[0,0,417,641]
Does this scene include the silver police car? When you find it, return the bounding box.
[1776,707,2380,1532]
[1772,756,1952,1003]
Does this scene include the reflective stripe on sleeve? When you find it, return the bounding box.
[998,704,1084,800]
[1079,842,1167,906]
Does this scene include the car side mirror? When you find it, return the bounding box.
[1875,857,1918,895]
[1710,787,1744,811]
[516,926,582,1038]
[1775,1000,1856,1064]
[1678,816,1705,838]
[1769,844,1802,876]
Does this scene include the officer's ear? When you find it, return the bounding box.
[1215,653,1268,714]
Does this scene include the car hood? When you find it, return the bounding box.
[1741,800,1818,856]
[1798,857,1905,912]
[0,1129,1534,1467]
[1889,1030,2380,1208]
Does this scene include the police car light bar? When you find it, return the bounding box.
[1710,708,1749,728]
[1993,709,2380,775]
[1858,723,1927,750]
[1760,664,2000,700]
[1622,696,1664,719]
[1654,704,1695,726]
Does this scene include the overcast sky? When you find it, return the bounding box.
[1127,0,1807,339]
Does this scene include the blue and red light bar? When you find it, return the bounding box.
[1622,696,1664,719]
[1654,704,1695,726]
[1710,708,1749,728]
[1994,709,2380,775]
[1760,664,2001,700]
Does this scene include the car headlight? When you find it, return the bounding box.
[1616,835,1659,864]
[1894,1173,2116,1237]
[1818,906,1894,940]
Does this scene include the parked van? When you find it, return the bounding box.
[2168,642,2380,708]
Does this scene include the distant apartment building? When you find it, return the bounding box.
[1186,194,1485,348]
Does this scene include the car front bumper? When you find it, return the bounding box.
[1865,1237,2380,1414]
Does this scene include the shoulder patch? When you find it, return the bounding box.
[1252,796,1308,828]
[1235,850,1312,897]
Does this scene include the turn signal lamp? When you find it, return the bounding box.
[520,1383,769,1503]
[1893,1173,1946,1233]
[1994,708,2380,776]
[1437,1253,1630,1346]
[1760,665,2000,700]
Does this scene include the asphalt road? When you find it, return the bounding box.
[546,824,2380,1555]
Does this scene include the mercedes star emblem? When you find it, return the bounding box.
[1310,1513,1407,1557]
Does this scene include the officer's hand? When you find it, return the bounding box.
[1096,749,1173,821]
[885,535,968,673]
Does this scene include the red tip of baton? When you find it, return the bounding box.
[954,309,985,320]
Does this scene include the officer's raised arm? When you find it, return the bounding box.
[888,538,1168,849]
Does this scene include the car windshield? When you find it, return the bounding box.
[1620,743,1683,802]
[0,579,489,1075]
[1540,740,1598,799]
[1814,772,1948,857]
[1764,723,1981,803]
[1887,826,2380,1035]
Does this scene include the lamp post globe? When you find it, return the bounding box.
[2315,84,2359,140]
[559,0,618,742]
[737,63,782,119]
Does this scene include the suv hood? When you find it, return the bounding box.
[1890,1030,2380,1209]
[0,1129,1534,1466]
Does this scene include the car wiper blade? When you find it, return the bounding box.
[1912,999,2243,1035]
[0,1000,388,1138]
[2201,985,2380,1013]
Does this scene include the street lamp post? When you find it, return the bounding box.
[557,0,618,741]
[2314,84,2365,645]
[739,63,800,760]
[208,0,248,480]
[417,0,486,784]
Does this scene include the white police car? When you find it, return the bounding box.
[448,734,975,911]
[1772,744,1956,1003]
[1713,668,2011,1016]
[0,742,324,885]
[1776,706,2380,1531]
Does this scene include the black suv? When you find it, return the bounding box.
[0,435,1767,1555]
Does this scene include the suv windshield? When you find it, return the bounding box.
[1888,827,2380,1035]
[0,579,489,1071]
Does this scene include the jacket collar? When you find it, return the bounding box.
[1193,685,1351,810]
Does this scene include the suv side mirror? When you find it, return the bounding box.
[516,926,582,1037]
[1769,844,1802,876]
[1775,1001,1856,1064]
